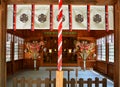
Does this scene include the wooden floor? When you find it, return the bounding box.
[7,67,113,87]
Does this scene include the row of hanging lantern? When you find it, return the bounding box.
[7,5,113,31]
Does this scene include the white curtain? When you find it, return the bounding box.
[72,5,87,30]
[34,5,50,29]
[16,5,31,29]
[7,5,13,29]
[108,6,114,30]
[90,6,105,30]
[53,5,69,29]
[7,5,114,30]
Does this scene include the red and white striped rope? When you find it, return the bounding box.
[69,5,72,31]
[31,4,35,31]
[87,5,90,32]
[58,0,63,71]
[13,4,16,31]
[105,5,109,32]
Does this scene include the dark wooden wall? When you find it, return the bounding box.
[94,61,114,80]
[7,59,43,76]
[78,60,96,69]
[107,63,114,79]
[7,60,23,76]
[23,59,42,70]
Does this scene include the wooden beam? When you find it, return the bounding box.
[7,30,114,40]
[6,0,116,5]
[56,71,63,87]
[0,1,7,87]
[114,2,120,87]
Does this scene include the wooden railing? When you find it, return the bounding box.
[13,77,56,87]
[13,77,107,87]
[63,77,107,87]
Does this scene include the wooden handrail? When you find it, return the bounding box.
[13,77,107,87]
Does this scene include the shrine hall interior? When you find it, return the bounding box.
[1,0,119,87]
[7,30,114,76]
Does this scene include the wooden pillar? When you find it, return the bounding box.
[106,38,109,75]
[11,38,15,74]
[56,71,63,87]
[114,2,120,87]
[0,1,7,87]
[106,39,109,63]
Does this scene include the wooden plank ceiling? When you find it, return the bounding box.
[5,0,117,5]
[7,30,114,39]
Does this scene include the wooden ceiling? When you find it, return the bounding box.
[7,30,114,40]
[5,0,117,5]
